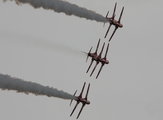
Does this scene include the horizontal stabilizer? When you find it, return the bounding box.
[70,90,77,106]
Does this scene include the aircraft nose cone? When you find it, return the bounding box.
[106,60,109,64]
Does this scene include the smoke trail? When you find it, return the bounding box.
[3,0,108,22]
[0,29,85,58]
[0,73,75,100]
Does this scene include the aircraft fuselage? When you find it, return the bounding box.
[79,97,90,105]
[98,58,109,64]
[88,53,98,61]
[75,97,90,105]
[107,18,123,28]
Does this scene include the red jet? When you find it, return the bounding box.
[86,39,100,73]
[90,42,110,79]
[95,43,109,78]
[70,82,90,119]
[104,2,124,42]
[89,42,105,77]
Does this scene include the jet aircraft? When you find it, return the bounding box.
[104,2,124,42]
[86,39,100,73]
[90,43,110,79]
[70,82,90,119]
[89,42,105,78]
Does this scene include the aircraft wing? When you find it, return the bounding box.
[70,102,79,117]
[95,39,100,54]
[85,83,90,100]
[90,61,99,77]
[112,2,117,19]
[79,82,86,97]
[118,7,124,23]
[96,64,104,79]
[104,43,110,59]
[86,59,94,73]
[104,23,112,38]
[109,26,118,42]
[76,104,85,119]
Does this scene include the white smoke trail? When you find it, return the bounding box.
[0,73,75,100]
[3,0,108,22]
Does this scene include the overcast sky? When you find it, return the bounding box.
[0,0,163,120]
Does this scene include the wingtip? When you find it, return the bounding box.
[115,2,117,6]
[84,82,86,85]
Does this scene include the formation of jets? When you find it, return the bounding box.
[85,2,124,79]
[86,39,110,79]
[70,2,124,119]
